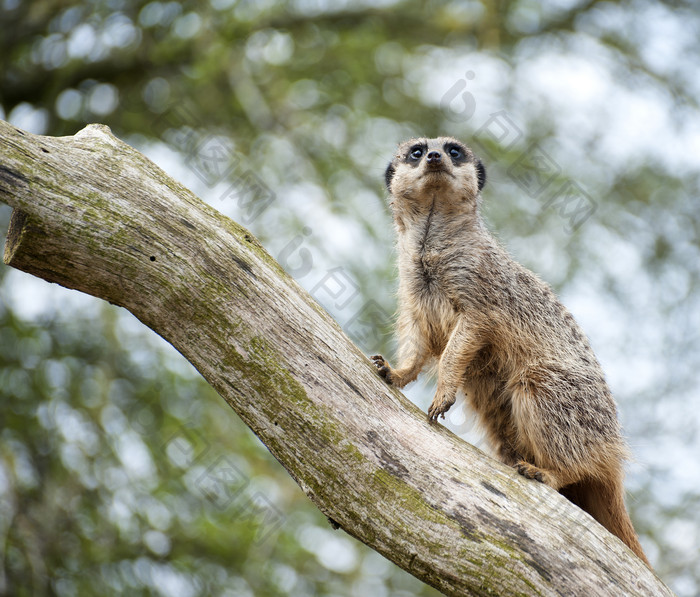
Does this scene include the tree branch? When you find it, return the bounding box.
[0,120,673,596]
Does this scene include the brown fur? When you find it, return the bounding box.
[371,136,649,566]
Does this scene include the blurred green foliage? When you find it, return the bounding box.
[2,0,700,595]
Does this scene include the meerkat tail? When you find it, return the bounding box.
[561,478,650,567]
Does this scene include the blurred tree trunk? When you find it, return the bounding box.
[0,120,673,597]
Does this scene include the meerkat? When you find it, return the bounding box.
[371,137,649,566]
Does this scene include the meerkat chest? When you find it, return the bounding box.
[398,229,461,353]
[398,223,462,297]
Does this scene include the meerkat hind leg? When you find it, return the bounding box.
[514,461,566,490]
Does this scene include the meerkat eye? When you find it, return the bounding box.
[409,147,423,160]
[448,146,462,159]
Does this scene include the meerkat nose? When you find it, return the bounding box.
[427,151,442,164]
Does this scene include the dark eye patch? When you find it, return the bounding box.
[444,143,468,164]
[407,143,427,163]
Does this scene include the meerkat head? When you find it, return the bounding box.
[384,137,486,210]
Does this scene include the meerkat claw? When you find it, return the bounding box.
[515,461,546,484]
[371,355,393,383]
[427,405,441,422]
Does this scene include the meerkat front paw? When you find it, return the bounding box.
[371,355,394,384]
[427,390,456,422]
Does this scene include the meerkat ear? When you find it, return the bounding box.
[384,162,396,190]
[475,158,486,191]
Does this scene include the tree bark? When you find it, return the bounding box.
[0,120,674,597]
